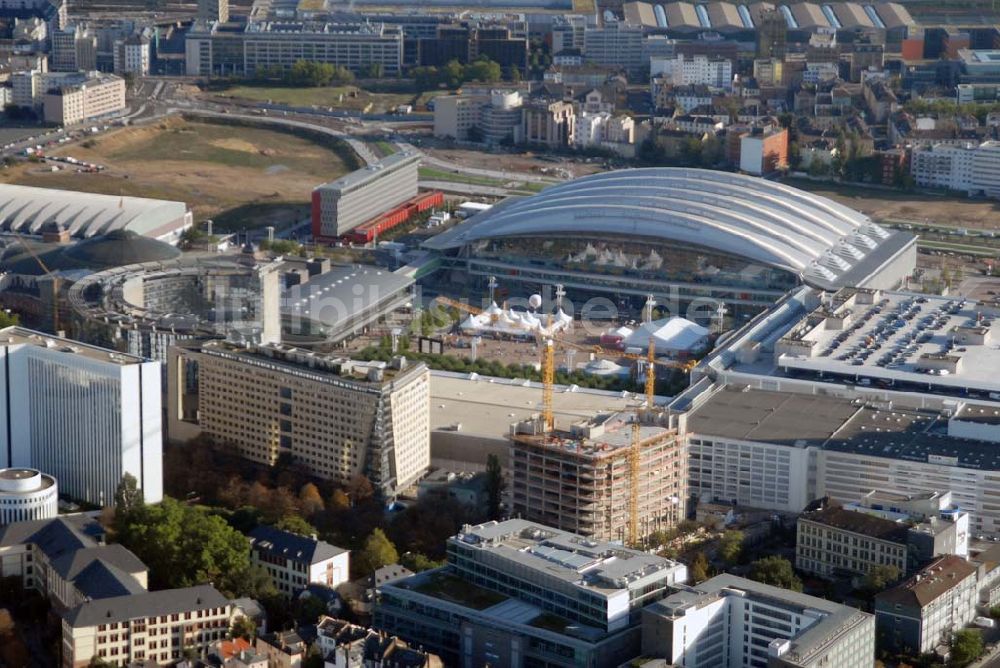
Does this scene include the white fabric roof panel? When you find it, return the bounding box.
[426,168,896,288]
[0,184,188,239]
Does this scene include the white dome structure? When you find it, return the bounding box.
[0,468,58,524]
[424,168,916,312]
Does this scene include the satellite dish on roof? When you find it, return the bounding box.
[528,294,543,310]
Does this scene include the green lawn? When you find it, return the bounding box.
[373,140,397,157]
[418,166,509,188]
[218,85,414,113]
[412,572,507,610]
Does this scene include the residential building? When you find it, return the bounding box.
[248,525,349,597]
[63,584,232,666]
[168,340,429,499]
[509,410,686,544]
[575,111,635,148]
[375,519,687,667]
[642,573,875,668]
[796,497,969,579]
[522,100,575,148]
[11,69,42,108]
[0,468,57,524]
[909,141,1000,197]
[0,327,162,506]
[862,80,898,123]
[185,20,404,78]
[316,616,443,667]
[875,555,979,655]
[551,15,587,55]
[197,0,228,23]
[739,126,789,175]
[43,72,126,125]
[310,151,420,238]
[256,630,307,668]
[51,24,96,72]
[113,33,150,76]
[650,54,733,91]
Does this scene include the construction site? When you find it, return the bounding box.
[504,328,690,546]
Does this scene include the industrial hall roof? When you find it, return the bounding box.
[0,183,188,239]
[423,168,907,289]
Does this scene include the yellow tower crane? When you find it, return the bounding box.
[629,419,641,547]
[541,338,555,432]
[9,229,60,333]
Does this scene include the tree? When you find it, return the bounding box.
[328,489,350,512]
[400,552,444,572]
[230,615,257,641]
[116,497,255,597]
[347,474,374,504]
[749,556,802,592]
[242,564,278,600]
[690,552,710,583]
[466,57,501,83]
[442,60,465,89]
[951,629,984,667]
[113,473,144,522]
[718,530,744,566]
[0,310,19,328]
[274,514,316,537]
[355,528,399,576]
[299,483,325,519]
[862,564,900,592]
[485,454,503,520]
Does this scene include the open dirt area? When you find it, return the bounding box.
[0,117,352,231]
[420,144,607,180]
[784,178,1000,229]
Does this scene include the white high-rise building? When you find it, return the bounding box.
[650,54,734,91]
[910,140,1000,197]
[0,327,162,506]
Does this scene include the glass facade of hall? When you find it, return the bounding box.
[464,236,799,295]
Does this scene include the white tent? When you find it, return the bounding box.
[625,317,709,354]
[583,358,630,377]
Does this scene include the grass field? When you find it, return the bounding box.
[783,177,1000,229]
[418,166,511,188]
[215,85,415,113]
[0,117,352,231]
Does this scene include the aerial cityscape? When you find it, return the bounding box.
[4,0,1000,665]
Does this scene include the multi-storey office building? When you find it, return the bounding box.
[582,20,645,75]
[51,24,96,71]
[0,327,162,506]
[375,519,687,667]
[248,525,349,597]
[642,574,875,668]
[113,33,150,76]
[311,151,420,239]
[185,20,404,78]
[650,54,734,90]
[875,555,979,656]
[509,409,686,544]
[43,72,126,126]
[168,340,429,499]
[686,383,1000,537]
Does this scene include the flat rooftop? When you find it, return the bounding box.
[689,385,1000,471]
[199,340,422,386]
[776,291,1000,397]
[0,326,144,365]
[513,410,674,458]
[315,150,419,194]
[429,371,640,440]
[451,519,682,594]
[281,264,413,328]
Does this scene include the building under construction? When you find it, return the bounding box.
[508,409,686,545]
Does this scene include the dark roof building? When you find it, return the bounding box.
[249,525,350,597]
